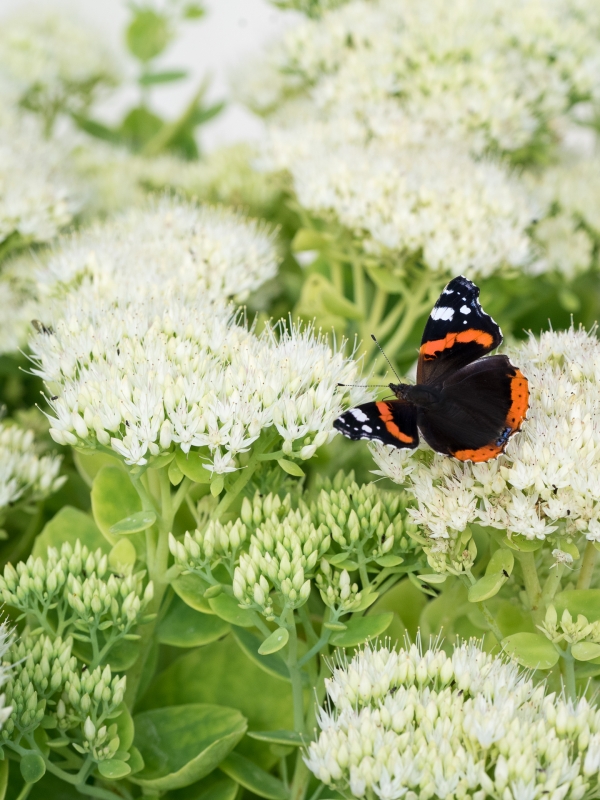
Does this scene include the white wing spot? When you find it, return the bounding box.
[362,425,372,433]
[431,306,454,321]
[442,288,454,295]
[460,305,471,315]
[350,408,369,422]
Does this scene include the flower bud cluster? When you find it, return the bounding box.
[234,509,330,618]
[373,328,600,549]
[65,665,125,761]
[315,563,362,614]
[312,471,418,563]
[541,606,600,647]
[1,631,75,740]
[306,640,600,800]
[0,420,65,515]
[169,518,247,573]
[0,540,153,649]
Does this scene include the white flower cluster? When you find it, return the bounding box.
[0,10,118,118]
[39,197,280,304]
[527,149,600,278]
[372,328,600,545]
[306,640,600,800]
[30,291,367,469]
[263,120,534,276]
[0,421,65,514]
[255,0,600,155]
[0,254,38,354]
[0,113,82,247]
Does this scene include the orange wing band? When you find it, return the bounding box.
[453,369,529,463]
[375,402,415,444]
[420,329,495,359]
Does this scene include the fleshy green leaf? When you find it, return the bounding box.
[126,9,171,62]
[132,704,246,791]
[330,613,393,647]
[175,449,212,483]
[364,266,407,293]
[115,702,135,752]
[158,595,229,647]
[503,535,543,552]
[375,554,404,567]
[127,746,145,775]
[258,628,289,655]
[0,759,7,800]
[173,573,213,614]
[247,730,305,747]
[278,459,305,478]
[209,594,256,627]
[468,572,507,603]
[291,228,330,252]
[73,450,120,487]
[91,465,142,544]
[418,573,447,584]
[109,539,137,570]
[572,642,600,661]
[33,506,108,559]
[98,760,131,779]
[20,754,46,784]
[220,752,288,800]
[555,590,600,622]
[139,69,188,85]
[231,628,290,683]
[110,511,156,535]
[501,633,559,669]
[486,549,514,576]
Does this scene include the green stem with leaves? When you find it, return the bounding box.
[577,541,597,590]
[516,551,544,626]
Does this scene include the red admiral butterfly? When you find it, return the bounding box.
[334,276,529,462]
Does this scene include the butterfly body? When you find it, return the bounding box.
[335,276,529,463]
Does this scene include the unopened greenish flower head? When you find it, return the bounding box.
[0,419,65,514]
[31,292,367,468]
[306,639,600,800]
[40,197,281,304]
[372,327,600,551]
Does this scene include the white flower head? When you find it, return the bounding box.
[0,113,82,247]
[373,327,600,545]
[306,639,600,800]
[39,197,281,304]
[0,421,65,514]
[30,289,368,470]
[0,9,118,118]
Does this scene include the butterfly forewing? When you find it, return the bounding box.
[417,276,502,385]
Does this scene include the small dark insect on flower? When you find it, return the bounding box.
[51,396,58,401]
[31,319,54,335]
[502,569,509,578]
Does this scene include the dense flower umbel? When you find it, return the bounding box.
[0,540,153,660]
[0,113,81,247]
[40,198,281,304]
[0,10,118,121]
[262,120,535,277]
[305,640,600,800]
[30,291,367,469]
[371,328,600,550]
[0,420,65,513]
[251,0,600,156]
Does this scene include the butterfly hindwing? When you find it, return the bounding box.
[334,401,419,449]
[418,355,529,462]
[417,276,502,385]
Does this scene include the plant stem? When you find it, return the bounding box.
[517,551,544,626]
[541,563,564,609]
[577,541,597,590]
[352,259,367,317]
[285,609,305,734]
[367,287,388,331]
[330,260,344,295]
[3,502,44,567]
[562,647,577,701]
[210,431,277,521]
[15,783,32,800]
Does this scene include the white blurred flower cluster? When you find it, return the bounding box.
[39,197,280,304]
[30,291,367,470]
[0,421,65,514]
[263,120,534,276]
[0,113,82,248]
[248,0,600,278]
[371,328,600,548]
[306,640,600,800]
[0,10,118,121]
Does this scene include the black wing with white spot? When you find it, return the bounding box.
[334,401,419,450]
[417,276,503,385]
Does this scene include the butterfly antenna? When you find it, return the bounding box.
[337,383,389,388]
[371,334,401,382]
